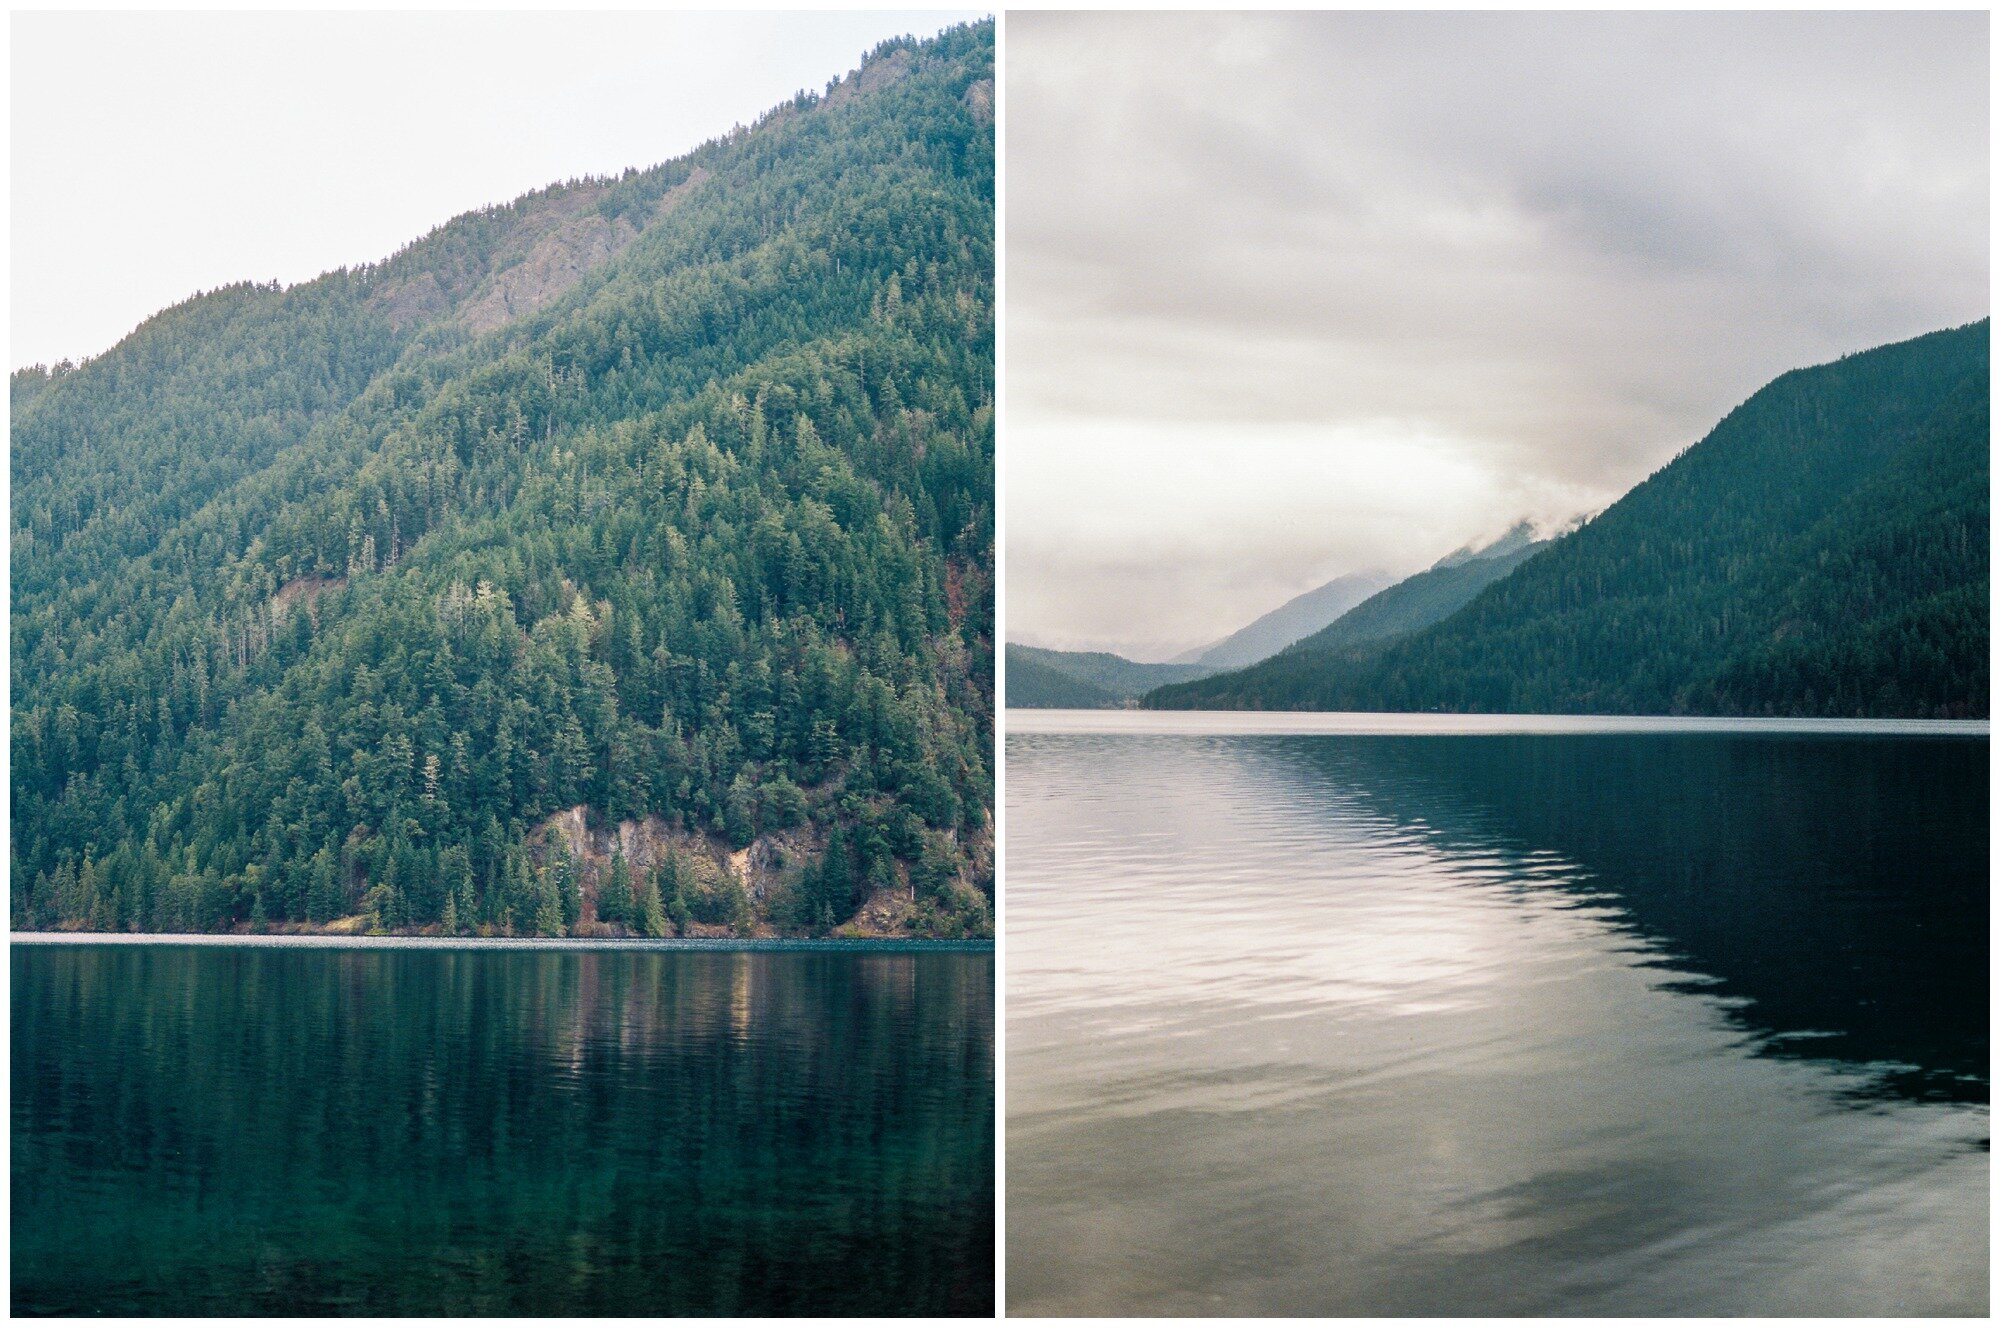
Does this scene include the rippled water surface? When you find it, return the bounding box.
[1006,714,1988,1316]
[14,947,994,1316]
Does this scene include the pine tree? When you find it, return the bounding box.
[557,854,581,932]
[600,848,634,930]
[533,875,563,938]
[661,855,692,936]
[636,869,668,938]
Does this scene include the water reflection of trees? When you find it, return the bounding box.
[13,948,995,1315]
[1264,734,1988,1104]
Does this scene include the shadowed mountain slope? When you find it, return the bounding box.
[1153,321,1988,717]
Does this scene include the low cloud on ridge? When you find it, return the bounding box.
[1007,11,1988,659]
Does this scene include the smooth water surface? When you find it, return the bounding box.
[15,946,994,1316]
[1006,714,1988,1316]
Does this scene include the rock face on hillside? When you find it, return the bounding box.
[962,79,994,124]
[527,805,991,939]
[459,211,640,334]
[361,160,719,340]
[529,805,808,933]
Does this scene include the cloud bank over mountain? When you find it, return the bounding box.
[1008,11,1987,659]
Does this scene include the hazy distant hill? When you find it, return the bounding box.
[1006,643,1212,707]
[12,23,997,938]
[1174,570,1394,667]
[1283,524,1552,657]
[1004,647,1119,708]
[1153,321,1989,717]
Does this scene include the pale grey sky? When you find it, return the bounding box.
[12,9,982,369]
[1008,11,1989,661]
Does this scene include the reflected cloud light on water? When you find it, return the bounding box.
[1005,723,1988,1316]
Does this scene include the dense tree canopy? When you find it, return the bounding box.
[1154,322,1989,717]
[13,23,995,936]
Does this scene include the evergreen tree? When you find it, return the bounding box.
[549,840,581,933]
[660,855,692,936]
[533,875,563,938]
[600,849,633,930]
[636,869,668,938]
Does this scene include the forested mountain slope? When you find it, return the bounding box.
[1152,322,1988,717]
[13,23,996,937]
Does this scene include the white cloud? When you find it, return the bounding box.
[1007,10,1988,657]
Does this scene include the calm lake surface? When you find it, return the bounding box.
[14,944,993,1316]
[1006,711,1988,1316]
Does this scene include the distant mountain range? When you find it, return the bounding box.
[1152,321,1989,717]
[1006,529,1548,709]
[1281,522,1554,658]
[1171,570,1394,668]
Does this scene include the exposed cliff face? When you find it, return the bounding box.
[458,210,640,334]
[269,574,346,625]
[527,806,873,937]
[360,179,620,332]
[525,802,992,939]
[359,164,717,341]
[366,270,451,330]
[826,45,915,106]
[654,164,710,219]
[962,78,994,125]
[534,806,764,904]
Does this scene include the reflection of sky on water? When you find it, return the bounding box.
[1006,726,1987,1316]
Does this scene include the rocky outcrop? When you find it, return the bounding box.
[825,46,917,108]
[269,574,345,625]
[458,211,639,335]
[530,806,822,934]
[962,79,993,126]
[523,803,988,939]
[361,178,657,338]
[654,165,710,220]
[366,272,450,330]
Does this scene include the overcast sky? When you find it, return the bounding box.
[1008,11,1989,660]
[11,9,980,370]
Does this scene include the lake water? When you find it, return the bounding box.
[13,943,994,1316]
[1005,711,1988,1316]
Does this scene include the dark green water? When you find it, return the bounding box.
[1008,715,1987,1316]
[13,946,993,1316]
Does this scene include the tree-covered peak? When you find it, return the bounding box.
[1154,320,1988,717]
[13,19,995,939]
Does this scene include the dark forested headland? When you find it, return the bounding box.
[12,24,995,938]
[1153,321,1989,718]
[1004,644,1214,708]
